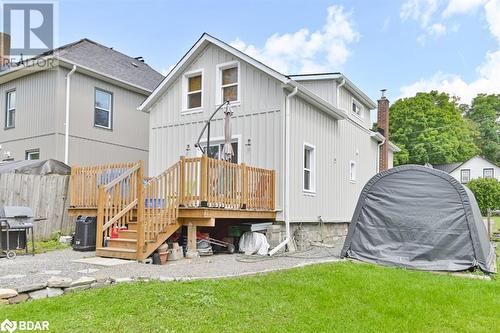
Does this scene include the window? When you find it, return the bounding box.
[200,140,239,164]
[94,88,112,129]
[183,69,203,112]
[349,160,357,182]
[25,149,40,160]
[483,168,494,179]
[352,98,362,117]
[5,90,15,128]
[303,144,316,193]
[216,61,239,105]
[460,169,470,183]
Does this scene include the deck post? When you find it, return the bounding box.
[271,170,276,210]
[241,163,248,209]
[200,155,208,207]
[186,222,199,258]
[136,160,145,257]
[179,156,186,206]
[96,185,105,248]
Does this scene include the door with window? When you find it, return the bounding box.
[205,141,238,163]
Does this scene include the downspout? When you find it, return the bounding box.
[269,85,298,256]
[336,76,346,109]
[64,65,77,165]
[376,137,386,173]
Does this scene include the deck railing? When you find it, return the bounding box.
[70,156,275,255]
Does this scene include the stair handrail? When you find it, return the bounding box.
[104,162,142,191]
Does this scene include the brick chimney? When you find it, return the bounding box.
[0,33,11,67]
[377,89,390,171]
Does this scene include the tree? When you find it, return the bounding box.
[467,178,500,215]
[463,94,500,165]
[389,91,479,165]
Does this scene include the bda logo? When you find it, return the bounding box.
[0,319,17,333]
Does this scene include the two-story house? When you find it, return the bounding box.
[138,33,399,247]
[0,38,163,168]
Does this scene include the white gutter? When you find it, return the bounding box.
[376,137,386,173]
[336,76,346,109]
[269,86,298,256]
[64,65,77,165]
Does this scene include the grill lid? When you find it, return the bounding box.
[0,206,34,218]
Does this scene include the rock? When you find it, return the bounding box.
[8,294,29,304]
[64,285,90,293]
[159,276,175,282]
[114,277,133,284]
[28,289,48,300]
[0,299,9,305]
[46,288,64,298]
[0,288,18,299]
[47,276,72,288]
[16,283,47,293]
[59,235,72,244]
[70,276,96,287]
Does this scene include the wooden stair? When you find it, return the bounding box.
[95,219,183,261]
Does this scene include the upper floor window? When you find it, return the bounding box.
[5,90,15,128]
[94,88,112,129]
[352,98,362,117]
[182,69,203,112]
[460,169,470,183]
[350,160,357,182]
[483,168,494,179]
[25,149,40,160]
[216,61,239,105]
[303,143,316,193]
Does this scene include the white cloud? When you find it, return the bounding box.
[400,0,500,105]
[230,5,360,74]
[400,0,439,28]
[442,0,487,17]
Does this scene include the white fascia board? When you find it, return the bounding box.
[370,131,385,142]
[138,33,290,112]
[388,141,401,152]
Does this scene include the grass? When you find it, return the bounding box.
[15,232,70,255]
[491,215,500,232]
[1,261,499,333]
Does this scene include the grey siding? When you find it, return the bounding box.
[289,96,378,222]
[1,67,150,169]
[297,80,337,105]
[149,43,285,209]
[0,70,59,160]
[338,86,372,129]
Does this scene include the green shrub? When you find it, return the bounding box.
[467,178,500,215]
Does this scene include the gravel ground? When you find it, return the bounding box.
[0,246,341,289]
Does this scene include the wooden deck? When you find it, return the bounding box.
[69,156,276,260]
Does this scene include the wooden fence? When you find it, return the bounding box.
[0,173,72,241]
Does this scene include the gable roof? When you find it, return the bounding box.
[138,33,346,119]
[431,155,499,173]
[0,39,164,92]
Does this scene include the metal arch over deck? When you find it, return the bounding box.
[68,156,276,260]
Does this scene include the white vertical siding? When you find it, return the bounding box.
[296,80,337,105]
[289,96,378,222]
[449,156,500,182]
[148,43,285,210]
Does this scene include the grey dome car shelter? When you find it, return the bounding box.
[341,165,496,274]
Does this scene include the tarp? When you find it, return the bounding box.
[341,165,496,274]
[0,159,70,175]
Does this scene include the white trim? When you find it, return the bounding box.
[5,90,15,128]
[216,61,240,106]
[351,97,363,118]
[349,160,357,183]
[199,134,242,163]
[25,148,40,160]
[94,88,113,130]
[303,142,316,194]
[182,68,204,113]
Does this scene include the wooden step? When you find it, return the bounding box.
[118,229,137,240]
[108,238,137,250]
[127,222,138,231]
[96,247,137,260]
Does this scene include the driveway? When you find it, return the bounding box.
[0,245,341,289]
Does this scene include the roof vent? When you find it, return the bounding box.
[131,62,138,68]
[134,56,144,63]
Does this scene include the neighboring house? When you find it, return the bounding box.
[430,156,500,183]
[0,38,163,168]
[139,33,399,245]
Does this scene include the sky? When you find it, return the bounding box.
[54,0,499,107]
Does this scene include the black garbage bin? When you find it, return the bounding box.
[73,216,97,251]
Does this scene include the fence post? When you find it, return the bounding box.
[241,163,248,209]
[271,170,276,210]
[200,155,208,207]
[96,185,105,249]
[487,208,491,238]
[136,160,145,258]
[179,156,186,206]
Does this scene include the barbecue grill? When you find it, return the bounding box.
[0,206,37,259]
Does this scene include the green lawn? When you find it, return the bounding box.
[2,261,499,333]
[492,215,500,232]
